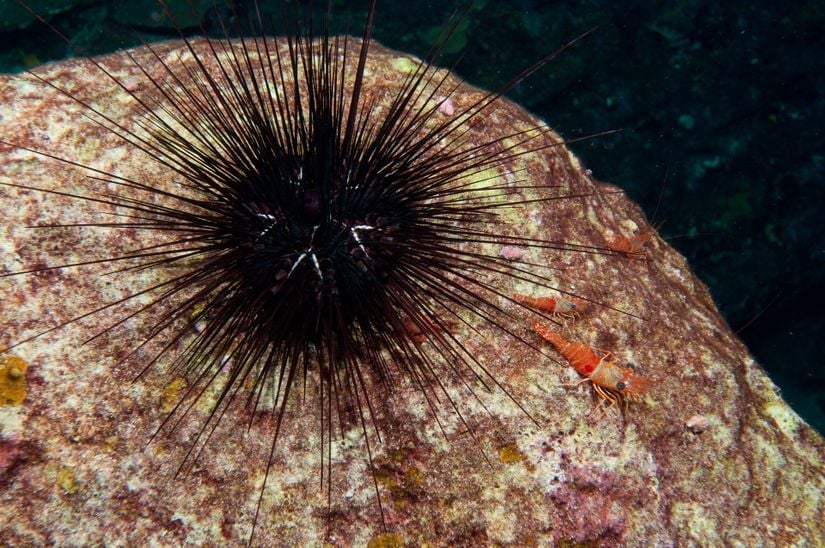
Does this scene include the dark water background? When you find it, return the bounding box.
[1,0,823,433]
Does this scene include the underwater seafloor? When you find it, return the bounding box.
[1,0,822,433]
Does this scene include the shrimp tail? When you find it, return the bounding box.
[532,322,566,350]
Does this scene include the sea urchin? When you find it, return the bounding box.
[1,0,607,540]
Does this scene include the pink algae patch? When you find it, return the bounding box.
[500,245,527,260]
[437,96,455,116]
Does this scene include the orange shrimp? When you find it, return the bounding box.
[513,293,585,322]
[532,322,652,418]
[607,230,653,258]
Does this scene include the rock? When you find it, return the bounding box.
[0,38,822,545]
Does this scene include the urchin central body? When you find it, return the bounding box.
[227,155,409,342]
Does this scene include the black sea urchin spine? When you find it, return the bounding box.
[1,0,609,537]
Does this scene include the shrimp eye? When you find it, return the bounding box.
[615,381,626,391]
[625,362,635,371]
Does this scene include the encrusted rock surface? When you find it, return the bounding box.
[1,39,823,545]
